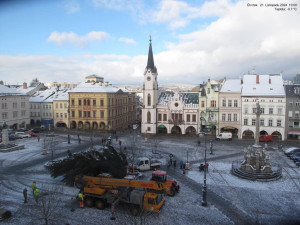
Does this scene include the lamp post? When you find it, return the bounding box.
[199,116,207,207]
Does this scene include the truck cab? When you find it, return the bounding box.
[133,157,161,171]
[151,170,180,196]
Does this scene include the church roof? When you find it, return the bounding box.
[146,37,157,73]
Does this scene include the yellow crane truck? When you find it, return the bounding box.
[74,175,165,216]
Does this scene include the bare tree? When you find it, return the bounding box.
[44,136,59,161]
[125,134,141,170]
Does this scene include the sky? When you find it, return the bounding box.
[0,0,299,86]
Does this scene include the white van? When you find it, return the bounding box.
[216,132,232,141]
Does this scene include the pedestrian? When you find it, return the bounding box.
[170,158,173,166]
[23,188,28,203]
[78,137,81,144]
[197,140,201,146]
[34,188,40,204]
[205,162,209,172]
[31,181,36,194]
[67,149,72,157]
[119,140,122,146]
[78,192,85,208]
[173,159,177,168]
[37,136,40,142]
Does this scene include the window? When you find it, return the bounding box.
[260,119,264,126]
[13,102,17,108]
[289,111,293,117]
[21,110,26,116]
[87,111,91,117]
[158,113,162,121]
[84,111,87,117]
[64,103,67,108]
[79,111,82,117]
[71,99,74,106]
[252,108,257,114]
[228,114,232,121]
[87,99,90,106]
[277,120,281,127]
[296,102,299,107]
[83,99,86,105]
[222,100,226,107]
[244,108,248,114]
[100,99,104,106]
[60,113,63,118]
[210,100,216,107]
[64,113,67,118]
[148,94,151,106]
[207,88,210,94]
[289,102,293,106]
[147,111,151,123]
[295,111,299,118]
[278,108,282,115]
[294,122,300,128]
[269,108,273,114]
[234,100,238,107]
[163,114,167,121]
[56,103,58,108]
[228,100,232,107]
[147,127,151,131]
[192,115,196,122]
[234,114,237,121]
[187,114,190,122]
[268,120,273,126]
[13,111,18,118]
[101,111,104,118]
[56,113,59,118]
[201,101,205,107]
[21,102,26,108]
[252,119,256,126]
[93,100,96,106]
[222,114,226,121]
[244,119,248,125]
[2,112,8,119]
[60,103,62,108]
[2,103,7,109]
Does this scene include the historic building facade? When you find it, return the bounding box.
[69,76,136,131]
[218,79,242,138]
[199,79,220,135]
[52,90,69,128]
[241,74,286,140]
[0,84,30,130]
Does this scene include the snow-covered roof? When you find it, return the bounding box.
[242,74,285,97]
[85,74,103,79]
[52,90,70,101]
[158,91,199,105]
[220,79,242,93]
[29,88,56,103]
[0,84,24,96]
[68,82,124,93]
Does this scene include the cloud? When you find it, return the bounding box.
[47,31,109,47]
[118,37,136,45]
[64,0,80,14]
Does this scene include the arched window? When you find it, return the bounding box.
[148,94,151,106]
[147,111,151,123]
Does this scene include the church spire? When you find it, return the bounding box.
[146,35,157,73]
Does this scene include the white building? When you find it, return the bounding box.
[0,84,30,129]
[241,74,286,140]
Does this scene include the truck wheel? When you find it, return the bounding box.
[95,199,106,209]
[85,197,94,207]
[130,205,140,216]
[75,179,85,189]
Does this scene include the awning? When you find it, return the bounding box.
[158,125,166,128]
[57,121,66,124]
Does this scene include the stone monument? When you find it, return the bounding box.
[232,101,281,181]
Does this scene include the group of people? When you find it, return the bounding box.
[23,181,40,204]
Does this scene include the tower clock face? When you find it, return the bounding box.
[147,76,151,81]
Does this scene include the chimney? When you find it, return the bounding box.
[269,78,271,84]
[23,82,27,89]
[98,81,103,86]
[105,81,109,86]
[256,75,259,84]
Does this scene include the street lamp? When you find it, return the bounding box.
[199,115,207,207]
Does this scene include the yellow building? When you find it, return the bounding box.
[68,76,136,131]
[52,90,69,128]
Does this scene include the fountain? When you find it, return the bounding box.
[231,102,282,181]
[0,121,24,152]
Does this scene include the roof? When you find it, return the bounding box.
[146,38,157,73]
[0,84,24,96]
[85,74,103,79]
[285,84,300,97]
[68,82,124,94]
[242,74,285,97]
[29,88,56,103]
[220,79,242,93]
[158,91,199,105]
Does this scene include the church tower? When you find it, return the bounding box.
[142,36,159,134]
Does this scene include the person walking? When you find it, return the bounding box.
[78,192,85,208]
[173,159,177,168]
[31,181,36,194]
[23,188,28,203]
[78,137,81,144]
[34,188,40,204]
[37,136,40,142]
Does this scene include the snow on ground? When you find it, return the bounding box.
[0,132,299,225]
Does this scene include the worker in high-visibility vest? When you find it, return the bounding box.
[78,192,85,208]
[34,188,40,204]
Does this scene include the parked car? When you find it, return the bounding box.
[0,134,16,141]
[259,135,273,142]
[31,128,40,133]
[284,147,300,155]
[15,132,31,139]
[27,130,38,137]
[40,125,46,130]
[291,152,300,161]
[294,156,300,167]
[286,148,300,157]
